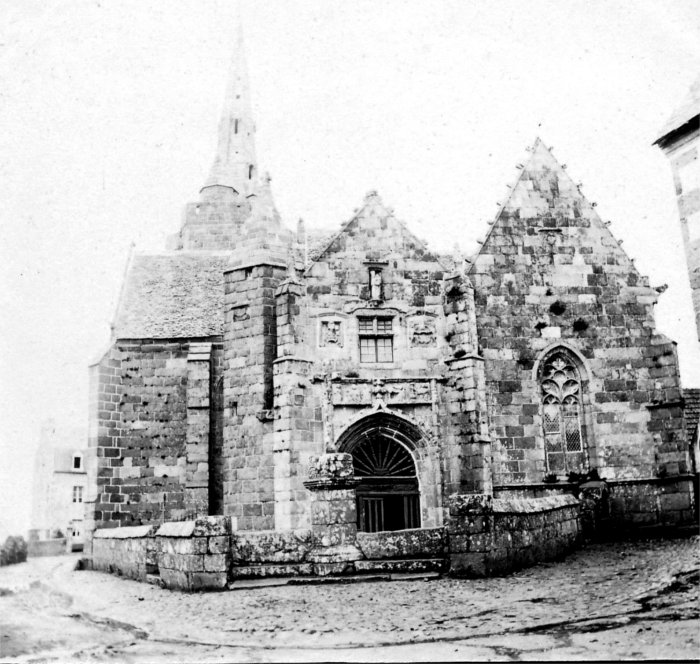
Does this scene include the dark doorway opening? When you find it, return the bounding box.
[352,435,420,533]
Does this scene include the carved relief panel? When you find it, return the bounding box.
[320,320,343,347]
[407,313,438,347]
[316,313,346,349]
[331,379,434,406]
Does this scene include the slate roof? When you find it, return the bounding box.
[684,388,700,444]
[115,226,455,340]
[654,75,700,144]
[113,252,228,339]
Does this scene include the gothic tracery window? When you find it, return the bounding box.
[540,350,586,474]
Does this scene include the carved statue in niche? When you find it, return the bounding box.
[410,318,437,347]
[320,320,343,347]
[369,269,382,300]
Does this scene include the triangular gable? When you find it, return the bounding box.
[469,138,640,281]
[307,190,447,271]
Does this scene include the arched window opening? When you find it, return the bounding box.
[248,164,254,180]
[351,436,420,533]
[234,119,239,134]
[540,350,587,474]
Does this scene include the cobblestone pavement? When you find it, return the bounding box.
[1,536,698,662]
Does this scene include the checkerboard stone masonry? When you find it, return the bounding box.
[84,30,697,584]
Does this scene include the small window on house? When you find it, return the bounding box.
[73,455,81,470]
[358,317,394,363]
[234,119,239,134]
[248,165,254,180]
[72,486,84,503]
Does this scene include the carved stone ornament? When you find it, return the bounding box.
[410,318,437,347]
[304,453,359,491]
[232,306,250,322]
[320,320,343,347]
[331,379,433,406]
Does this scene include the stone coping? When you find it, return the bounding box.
[495,476,695,491]
[93,525,157,539]
[606,475,695,486]
[156,522,197,538]
[492,494,578,514]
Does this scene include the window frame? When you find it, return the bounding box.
[358,316,395,363]
[539,350,588,475]
[72,486,84,503]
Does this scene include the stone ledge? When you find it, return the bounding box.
[356,527,446,560]
[156,516,231,538]
[156,522,196,538]
[231,563,314,578]
[492,495,579,514]
[355,558,445,574]
[93,525,157,539]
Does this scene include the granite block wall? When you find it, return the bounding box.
[87,339,224,536]
[447,493,581,577]
[223,263,289,530]
[86,345,124,544]
[470,140,690,503]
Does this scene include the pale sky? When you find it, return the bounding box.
[1,0,698,536]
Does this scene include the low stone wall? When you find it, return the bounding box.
[494,477,696,529]
[88,497,582,590]
[26,538,65,558]
[91,526,156,580]
[607,477,695,527]
[356,528,446,560]
[231,529,316,577]
[447,494,581,577]
[156,517,230,591]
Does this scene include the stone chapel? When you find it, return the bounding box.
[85,28,696,587]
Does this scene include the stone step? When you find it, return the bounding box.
[228,570,441,590]
[230,562,314,579]
[227,558,446,586]
[355,558,446,574]
[288,574,391,586]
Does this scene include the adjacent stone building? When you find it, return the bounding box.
[653,75,700,342]
[30,419,88,554]
[85,30,696,586]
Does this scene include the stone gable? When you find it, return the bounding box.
[471,139,689,487]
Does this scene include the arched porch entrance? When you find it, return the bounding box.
[336,412,422,533]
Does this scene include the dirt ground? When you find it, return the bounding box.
[1,536,698,662]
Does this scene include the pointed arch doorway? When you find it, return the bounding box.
[336,412,422,533]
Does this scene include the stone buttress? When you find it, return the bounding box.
[222,175,295,530]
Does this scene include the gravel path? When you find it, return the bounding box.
[1,536,698,661]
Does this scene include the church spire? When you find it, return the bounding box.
[201,21,258,199]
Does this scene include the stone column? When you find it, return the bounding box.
[185,342,212,517]
[304,453,363,575]
[443,272,493,496]
[273,277,320,530]
[445,493,493,577]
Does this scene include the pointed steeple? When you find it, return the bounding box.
[201,21,258,199]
